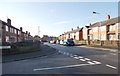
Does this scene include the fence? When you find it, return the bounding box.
[76,40,120,48]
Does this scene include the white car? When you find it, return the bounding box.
[60,40,64,45]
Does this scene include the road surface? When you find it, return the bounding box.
[2,43,118,74]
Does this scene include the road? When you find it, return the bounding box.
[2,43,118,74]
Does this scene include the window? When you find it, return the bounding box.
[100,26,106,32]
[118,33,120,39]
[10,27,12,33]
[14,29,17,34]
[6,36,9,42]
[6,25,8,31]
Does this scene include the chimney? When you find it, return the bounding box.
[71,28,73,31]
[107,15,110,20]
[29,32,30,35]
[77,26,79,29]
[89,23,91,26]
[7,18,11,26]
[20,27,23,31]
[26,31,28,34]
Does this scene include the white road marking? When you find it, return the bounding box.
[92,61,101,64]
[87,61,95,64]
[84,58,91,61]
[78,56,83,58]
[74,55,78,56]
[74,57,79,59]
[80,59,86,61]
[106,64,117,70]
[33,63,96,71]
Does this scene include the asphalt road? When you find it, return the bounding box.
[2,43,118,74]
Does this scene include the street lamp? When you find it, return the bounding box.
[93,11,102,46]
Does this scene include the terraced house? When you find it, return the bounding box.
[59,27,83,43]
[59,15,120,47]
[88,16,120,47]
[0,18,34,43]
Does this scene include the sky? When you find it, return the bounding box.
[0,2,118,37]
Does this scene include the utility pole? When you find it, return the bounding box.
[38,26,40,37]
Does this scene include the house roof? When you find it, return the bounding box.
[90,16,120,28]
[65,27,83,34]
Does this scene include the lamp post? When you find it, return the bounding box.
[93,11,102,46]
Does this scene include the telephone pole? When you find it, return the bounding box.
[38,26,40,37]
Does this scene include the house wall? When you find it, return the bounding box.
[92,27,99,40]
[66,34,70,39]
[75,32,79,40]
[100,26,107,40]
[0,20,2,42]
[83,27,88,40]
[1,19,33,43]
[70,33,74,39]
[108,23,118,40]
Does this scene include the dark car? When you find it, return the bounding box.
[63,39,75,46]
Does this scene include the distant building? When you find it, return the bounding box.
[59,27,83,41]
[41,35,51,42]
[34,35,41,41]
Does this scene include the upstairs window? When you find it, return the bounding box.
[6,25,8,32]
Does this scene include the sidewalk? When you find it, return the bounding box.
[75,45,118,53]
[2,44,57,63]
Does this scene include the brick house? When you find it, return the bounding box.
[59,27,83,41]
[89,16,120,41]
[0,18,34,43]
[82,26,90,40]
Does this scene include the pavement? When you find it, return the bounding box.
[2,44,57,63]
[75,45,118,53]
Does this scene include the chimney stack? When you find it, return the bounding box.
[7,18,11,26]
[77,26,79,29]
[26,31,28,34]
[20,27,23,31]
[71,28,73,31]
[107,15,110,20]
[29,32,30,35]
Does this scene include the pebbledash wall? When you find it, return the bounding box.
[59,15,120,47]
[0,18,34,43]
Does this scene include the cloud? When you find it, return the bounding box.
[53,21,69,25]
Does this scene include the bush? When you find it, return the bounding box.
[3,41,41,55]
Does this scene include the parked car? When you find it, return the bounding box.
[50,40,56,44]
[63,39,75,46]
[60,40,64,45]
[56,40,60,44]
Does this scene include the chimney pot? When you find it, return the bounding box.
[20,27,23,31]
[7,18,11,26]
[71,28,73,31]
[107,15,110,20]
